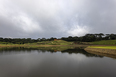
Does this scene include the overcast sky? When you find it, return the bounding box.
[0,0,116,38]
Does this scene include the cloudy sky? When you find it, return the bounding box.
[0,0,116,38]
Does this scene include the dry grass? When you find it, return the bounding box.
[85,47,116,58]
[86,50,116,59]
[0,43,88,49]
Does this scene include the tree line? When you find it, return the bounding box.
[0,37,57,44]
[61,33,116,42]
[0,33,116,44]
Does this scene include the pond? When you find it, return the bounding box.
[0,47,116,77]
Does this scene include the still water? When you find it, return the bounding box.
[0,48,116,77]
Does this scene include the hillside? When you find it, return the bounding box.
[36,40,73,45]
[91,40,116,45]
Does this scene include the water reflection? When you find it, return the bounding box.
[0,47,116,77]
[0,47,103,58]
[87,50,116,59]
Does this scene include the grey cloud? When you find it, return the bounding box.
[0,0,116,38]
[81,0,116,33]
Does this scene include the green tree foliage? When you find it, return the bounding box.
[0,33,116,44]
[61,33,116,42]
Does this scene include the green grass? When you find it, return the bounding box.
[0,40,73,45]
[0,42,13,44]
[91,40,116,45]
[0,43,77,51]
[0,46,76,52]
[36,40,73,45]
[89,46,116,49]
[0,40,75,49]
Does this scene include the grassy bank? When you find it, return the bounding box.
[0,44,87,52]
[0,40,73,45]
[0,44,87,48]
[85,46,116,59]
[0,40,87,51]
[91,40,116,45]
[86,49,116,59]
[88,46,116,49]
[0,45,76,51]
[85,47,116,55]
[36,40,73,45]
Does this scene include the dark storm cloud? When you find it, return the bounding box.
[0,0,116,38]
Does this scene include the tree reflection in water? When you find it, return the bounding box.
[0,47,103,58]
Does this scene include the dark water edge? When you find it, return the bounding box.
[85,48,116,59]
[0,47,116,77]
[0,47,103,58]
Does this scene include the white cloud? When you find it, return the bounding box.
[68,25,90,36]
[12,12,43,33]
[0,0,42,34]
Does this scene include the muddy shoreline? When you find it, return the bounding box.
[85,48,116,59]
